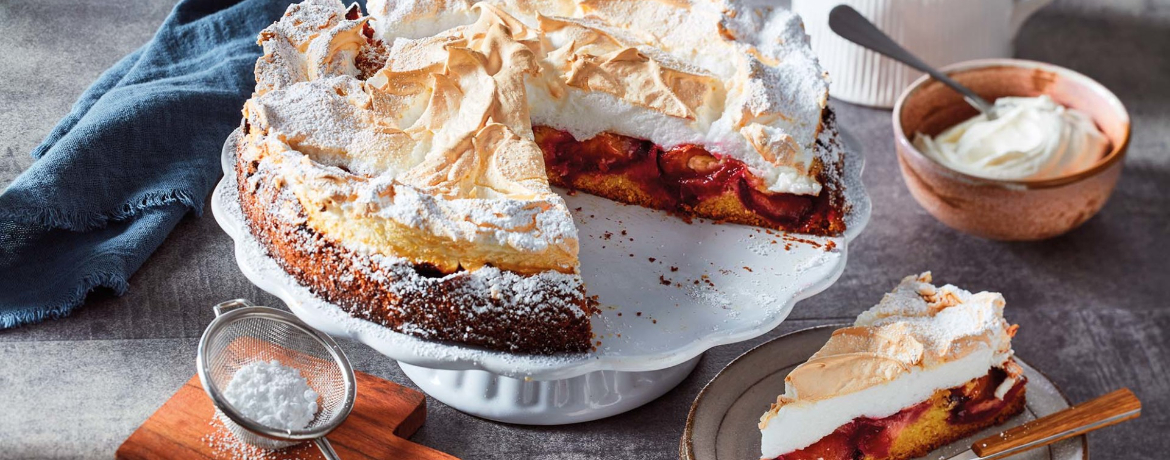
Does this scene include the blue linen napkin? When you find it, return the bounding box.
[0,0,296,328]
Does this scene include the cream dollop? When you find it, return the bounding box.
[913,95,1108,181]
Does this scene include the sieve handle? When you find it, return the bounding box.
[315,437,341,460]
[213,299,256,317]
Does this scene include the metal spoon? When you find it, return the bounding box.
[827,5,997,119]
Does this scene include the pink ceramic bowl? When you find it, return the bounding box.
[892,59,1130,241]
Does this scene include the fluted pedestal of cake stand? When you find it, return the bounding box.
[213,128,870,426]
[398,357,700,424]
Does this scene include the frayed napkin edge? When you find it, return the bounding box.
[0,271,130,329]
[0,188,202,232]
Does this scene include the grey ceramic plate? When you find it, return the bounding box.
[681,325,1087,460]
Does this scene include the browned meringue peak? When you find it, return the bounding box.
[367,3,549,199]
[244,76,418,177]
[367,0,578,40]
[575,0,731,63]
[537,15,721,121]
[254,0,370,95]
[779,273,1019,405]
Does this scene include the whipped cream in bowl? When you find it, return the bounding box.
[892,59,1130,240]
[913,95,1110,181]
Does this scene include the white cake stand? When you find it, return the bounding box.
[212,128,871,424]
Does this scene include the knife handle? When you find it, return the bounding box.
[972,388,1141,459]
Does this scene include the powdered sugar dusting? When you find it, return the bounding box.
[254,0,349,95]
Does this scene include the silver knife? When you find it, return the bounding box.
[946,388,1140,460]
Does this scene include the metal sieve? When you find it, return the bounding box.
[197,299,356,459]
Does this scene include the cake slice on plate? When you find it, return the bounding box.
[758,273,1026,460]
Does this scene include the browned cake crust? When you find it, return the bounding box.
[235,137,595,354]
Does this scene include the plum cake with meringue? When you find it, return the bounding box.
[237,0,850,354]
[758,273,1026,460]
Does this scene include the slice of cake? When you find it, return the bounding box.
[758,273,1026,460]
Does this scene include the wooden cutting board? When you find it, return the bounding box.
[116,372,457,460]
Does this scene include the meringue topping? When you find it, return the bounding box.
[365,0,835,196]
[758,273,1021,458]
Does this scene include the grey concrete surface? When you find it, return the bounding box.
[1,0,1168,459]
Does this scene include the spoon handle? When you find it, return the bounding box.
[827,5,995,115]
